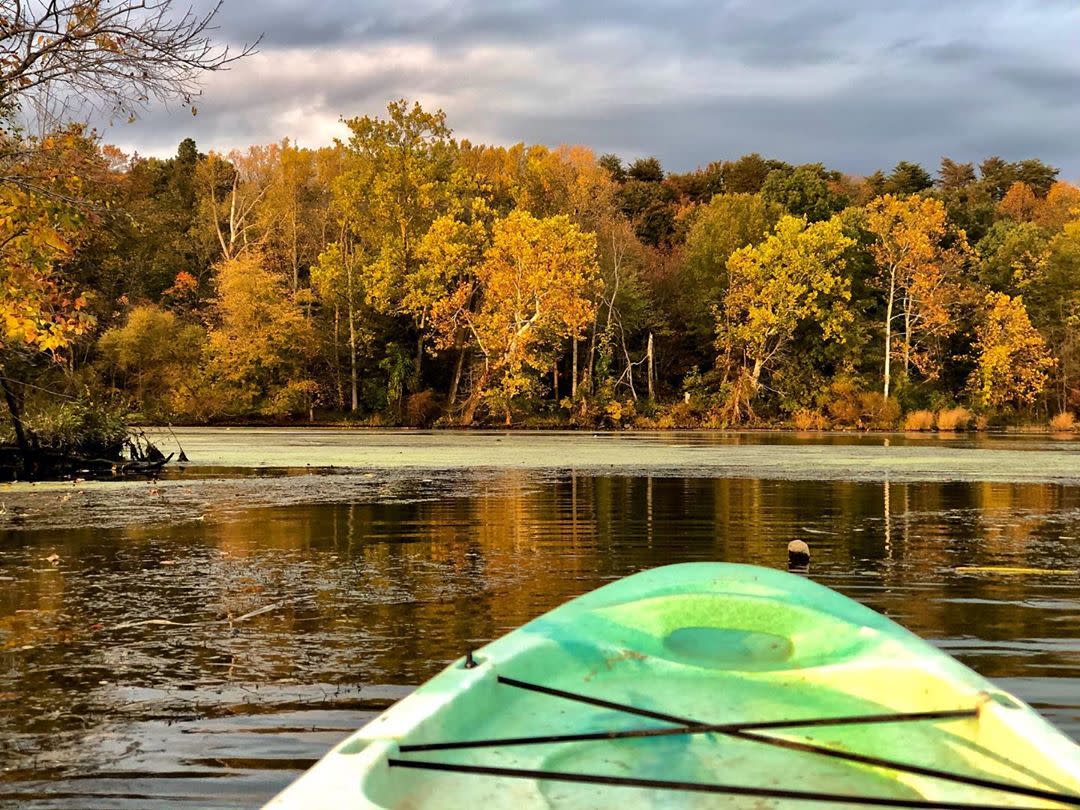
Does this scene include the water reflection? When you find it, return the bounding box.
[0,472,1078,808]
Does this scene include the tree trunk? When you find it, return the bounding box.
[647,332,655,400]
[903,302,911,378]
[348,299,358,413]
[751,356,764,389]
[571,339,578,398]
[291,205,299,292]
[884,268,896,399]
[449,340,466,406]
[553,360,559,401]
[414,331,424,391]
[1,376,31,478]
[460,365,490,426]
[334,305,344,410]
[586,330,597,394]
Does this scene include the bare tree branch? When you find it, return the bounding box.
[0,0,259,127]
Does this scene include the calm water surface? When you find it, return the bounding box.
[1,430,1079,808]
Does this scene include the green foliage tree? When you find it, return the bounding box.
[627,157,664,182]
[884,161,934,195]
[761,164,846,222]
[722,154,789,193]
[338,99,456,383]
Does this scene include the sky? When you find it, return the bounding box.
[106,0,1080,178]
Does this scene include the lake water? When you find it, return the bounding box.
[1,429,1079,808]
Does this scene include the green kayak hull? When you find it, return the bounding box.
[268,563,1080,808]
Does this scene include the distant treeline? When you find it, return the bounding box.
[7,100,1080,434]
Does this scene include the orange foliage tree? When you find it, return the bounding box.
[866,194,970,397]
[996,181,1039,222]
[432,210,600,424]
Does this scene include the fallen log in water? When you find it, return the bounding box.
[0,433,177,482]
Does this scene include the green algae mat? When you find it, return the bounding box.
[268,563,1080,808]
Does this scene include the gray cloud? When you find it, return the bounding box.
[106,0,1080,178]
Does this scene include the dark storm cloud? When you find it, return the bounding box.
[108,0,1080,178]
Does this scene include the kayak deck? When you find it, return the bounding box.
[269,563,1080,808]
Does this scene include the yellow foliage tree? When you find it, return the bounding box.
[207,250,315,414]
[0,129,100,459]
[98,304,206,415]
[970,293,1055,409]
[866,194,970,397]
[433,210,600,424]
[1036,181,1080,231]
[719,215,854,419]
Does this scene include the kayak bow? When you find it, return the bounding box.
[268,563,1080,808]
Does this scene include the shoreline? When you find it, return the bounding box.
[138,419,1080,436]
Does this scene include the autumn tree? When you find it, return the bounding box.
[866,194,970,397]
[97,304,205,415]
[311,239,368,413]
[338,100,455,385]
[1036,182,1080,231]
[680,193,781,341]
[415,214,489,405]
[717,215,854,420]
[997,182,1039,223]
[258,141,325,291]
[433,210,600,424]
[970,293,1054,409]
[195,146,278,263]
[0,130,100,464]
[0,1,250,469]
[207,250,315,415]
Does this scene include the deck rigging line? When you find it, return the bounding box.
[397,708,980,752]
[390,674,1080,808]
[387,759,1059,810]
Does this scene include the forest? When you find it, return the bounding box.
[7,99,1080,448]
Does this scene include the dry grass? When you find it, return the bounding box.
[902,410,935,431]
[858,392,901,430]
[936,406,972,431]
[404,390,442,427]
[792,410,829,430]
[824,380,861,427]
[1050,411,1077,432]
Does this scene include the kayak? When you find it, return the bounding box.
[267,563,1080,808]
